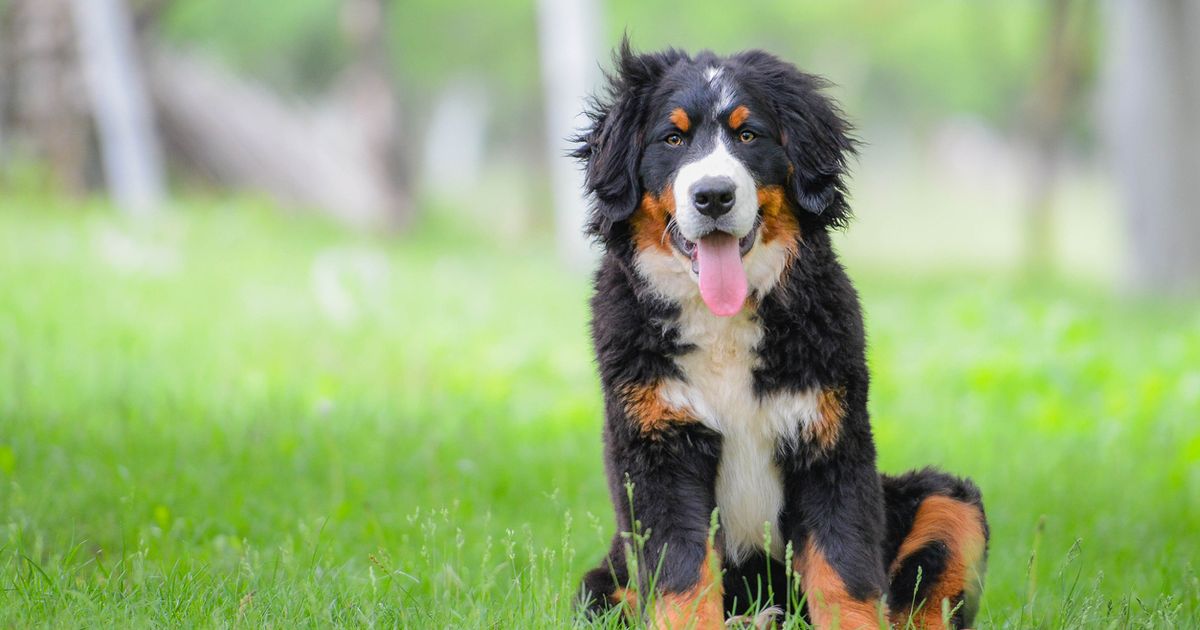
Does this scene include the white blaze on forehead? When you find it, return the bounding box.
[672,132,759,240]
[703,66,735,117]
[714,84,735,116]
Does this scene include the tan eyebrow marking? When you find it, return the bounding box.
[729,105,750,129]
[669,107,690,132]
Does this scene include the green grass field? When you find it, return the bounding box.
[1,198,1197,628]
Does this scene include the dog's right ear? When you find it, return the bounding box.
[573,39,686,238]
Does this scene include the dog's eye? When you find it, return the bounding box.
[739,130,757,143]
[665,133,683,146]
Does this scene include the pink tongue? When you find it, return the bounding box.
[696,233,748,317]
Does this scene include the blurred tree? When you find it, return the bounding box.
[152,2,1052,215]
[146,0,410,228]
[70,0,166,215]
[1103,0,1200,295]
[536,0,600,267]
[338,0,411,226]
[1020,0,1089,272]
[1,0,90,193]
[2,0,410,227]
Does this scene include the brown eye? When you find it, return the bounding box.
[665,133,683,146]
[739,130,757,143]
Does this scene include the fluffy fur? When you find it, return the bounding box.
[574,40,988,629]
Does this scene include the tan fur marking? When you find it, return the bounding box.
[729,105,750,129]
[888,496,987,630]
[806,387,845,452]
[756,185,800,257]
[631,189,676,255]
[652,543,723,629]
[622,381,692,434]
[796,541,882,630]
[670,108,691,133]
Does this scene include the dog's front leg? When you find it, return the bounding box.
[779,387,888,630]
[607,393,724,630]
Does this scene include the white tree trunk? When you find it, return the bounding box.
[1102,0,1200,294]
[536,0,602,270]
[70,0,165,215]
[422,79,488,199]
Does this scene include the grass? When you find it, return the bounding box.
[0,196,1197,628]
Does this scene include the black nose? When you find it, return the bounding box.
[691,177,736,218]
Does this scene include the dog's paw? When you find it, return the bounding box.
[724,606,782,629]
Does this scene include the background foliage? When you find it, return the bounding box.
[157,1,1080,149]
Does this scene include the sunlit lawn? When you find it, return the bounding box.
[1,197,1197,627]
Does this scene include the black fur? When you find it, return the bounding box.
[574,40,988,628]
[573,41,691,235]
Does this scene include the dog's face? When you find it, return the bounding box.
[576,43,854,317]
[640,67,788,249]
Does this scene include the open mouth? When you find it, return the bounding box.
[664,211,762,317]
[669,215,760,274]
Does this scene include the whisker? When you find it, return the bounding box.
[662,216,678,246]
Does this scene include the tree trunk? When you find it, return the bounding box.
[148,47,398,229]
[1021,0,1086,273]
[1102,0,1200,295]
[338,0,411,227]
[2,0,90,193]
[0,7,10,166]
[536,0,602,270]
[70,0,166,215]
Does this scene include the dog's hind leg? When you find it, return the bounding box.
[881,468,989,629]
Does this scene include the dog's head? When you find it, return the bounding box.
[575,41,855,317]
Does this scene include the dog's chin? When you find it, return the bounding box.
[668,216,760,277]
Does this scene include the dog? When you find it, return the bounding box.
[573,41,989,630]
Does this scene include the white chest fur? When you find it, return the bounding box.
[657,297,823,565]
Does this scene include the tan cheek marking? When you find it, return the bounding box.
[756,185,801,275]
[729,105,750,129]
[795,541,882,630]
[621,381,692,434]
[652,543,724,629]
[805,387,845,452]
[670,108,691,133]
[631,188,676,255]
[887,496,988,630]
[757,185,800,246]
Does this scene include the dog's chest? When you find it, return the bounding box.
[659,300,819,563]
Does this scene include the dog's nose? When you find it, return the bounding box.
[691,177,737,218]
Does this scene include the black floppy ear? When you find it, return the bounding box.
[573,39,686,238]
[745,53,856,227]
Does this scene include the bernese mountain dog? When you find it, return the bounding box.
[574,42,989,629]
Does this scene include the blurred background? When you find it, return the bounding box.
[1,0,1197,290]
[1,0,1198,627]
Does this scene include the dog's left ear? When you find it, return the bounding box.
[743,53,857,227]
[573,39,688,239]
